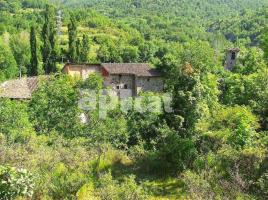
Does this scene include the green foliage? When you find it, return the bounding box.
[258,170,268,199]
[94,172,147,200]
[97,39,123,63]
[29,75,82,137]
[79,73,103,90]
[221,68,268,130]
[182,170,216,200]
[42,4,57,74]
[81,34,90,62]
[0,1,267,199]
[262,25,268,61]
[9,31,31,75]
[0,37,18,82]
[49,162,88,199]
[197,106,259,149]
[146,125,197,174]
[0,165,34,200]
[0,99,34,142]
[29,26,39,76]
[68,14,77,62]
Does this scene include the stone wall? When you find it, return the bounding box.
[104,75,133,89]
[81,65,101,79]
[104,74,135,98]
[136,77,163,94]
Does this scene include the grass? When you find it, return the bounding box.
[99,149,187,199]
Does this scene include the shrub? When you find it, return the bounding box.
[0,99,35,143]
[95,171,147,200]
[258,171,268,199]
[0,166,34,200]
[182,170,215,200]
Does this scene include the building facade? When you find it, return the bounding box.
[62,63,164,97]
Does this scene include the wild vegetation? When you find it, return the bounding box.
[0,0,268,199]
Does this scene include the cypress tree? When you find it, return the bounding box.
[68,15,77,62]
[76,38,82,63]
[29,26,38,76]
[81,34,90,62]
[42,4,57,74]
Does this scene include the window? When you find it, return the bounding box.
[116,85,120,89]
[231,52,236,60]
[147,78,150,82]
[124,84,128,89]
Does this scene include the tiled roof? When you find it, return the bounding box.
[0,76,47,99]
[101,63,162,77]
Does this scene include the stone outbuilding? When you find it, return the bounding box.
[225,48,240,71]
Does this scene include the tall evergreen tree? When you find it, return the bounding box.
[81,34,90,62]
[42,4,57,74]
[75,38,82,63]
[29,26,38,76]
[262,28,268,62]
[68,15,77,62]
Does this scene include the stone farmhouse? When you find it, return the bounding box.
[62,63,164,97]
[0,63,163,99]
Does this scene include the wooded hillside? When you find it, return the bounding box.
[0,0,267,199]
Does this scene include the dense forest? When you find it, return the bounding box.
[0,0,268,199]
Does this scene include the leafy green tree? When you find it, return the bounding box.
[163,42,220,134]
[9,31,30,76]
[197,106,259,149]
[234,47,266,75]
[29,75,82,137]
[139,41,157,62]
[0,40,18,81]
[97,40,122,63]
[29,26,38,76]
[121,46,139,62]
[42,4,57,74]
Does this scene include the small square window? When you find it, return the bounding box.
[147,78,150,82]
[116,85,120,89]
[124,84,128,89]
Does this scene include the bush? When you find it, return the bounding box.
[0,99,35,143]
[131,125,197,175]
[258,171,268,199]
[49,163,89,200]
[95,171,147,200]
[0,166,34,200]
[182,170,215,200]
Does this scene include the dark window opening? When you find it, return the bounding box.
[124,84,128,89]
[116,85,120,89]
[147,78,150,82]
[231,52,236,60]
